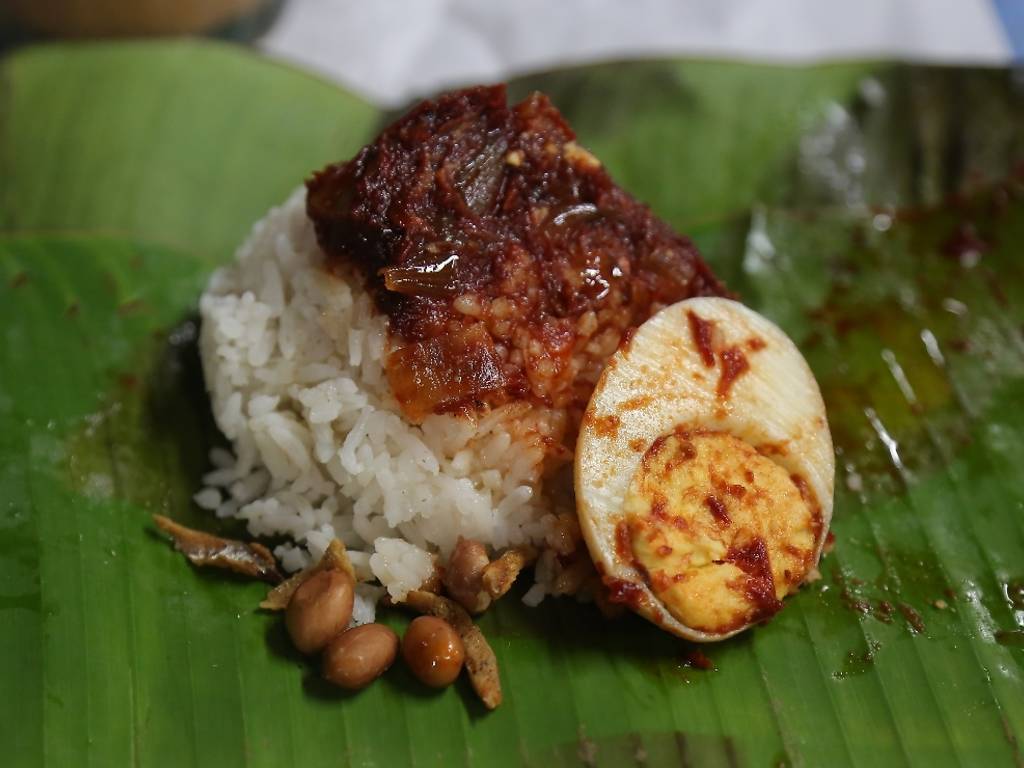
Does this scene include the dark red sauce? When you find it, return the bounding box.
[834,566,872,615]
[703,494,731,526]
[605,579,646,608]
[681,648,715,670]
[724,537,783,623]
[618,325,638,352]
[874,600,895,623]
[716,346,750,399]
[898,602,926,634]
[687,310,717,367]
[306,85,727,423]
[724,483,746,498]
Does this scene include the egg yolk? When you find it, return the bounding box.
[623,430,819,635]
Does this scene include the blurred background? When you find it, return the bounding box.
[1,0,1021,105]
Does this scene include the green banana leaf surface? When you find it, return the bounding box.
[1,40,1023,768]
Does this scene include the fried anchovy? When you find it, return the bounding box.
[153,514,282,583]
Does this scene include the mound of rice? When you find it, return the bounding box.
[197,189,570,621]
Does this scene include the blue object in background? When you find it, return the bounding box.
[992,0,1024,56]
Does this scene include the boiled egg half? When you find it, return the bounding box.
[575,297,834,641]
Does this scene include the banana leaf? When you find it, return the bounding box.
[1,40,1022,767]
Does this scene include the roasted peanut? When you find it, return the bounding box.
[322,624,399,690]
[402,615,465,688]
[285,569,354,654]
[443,537,490,613]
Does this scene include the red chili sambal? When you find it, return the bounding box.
[307,84,727,423]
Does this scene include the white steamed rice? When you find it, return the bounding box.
[197,189,567,622]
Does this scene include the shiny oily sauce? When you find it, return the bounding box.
[307,85,727,424]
